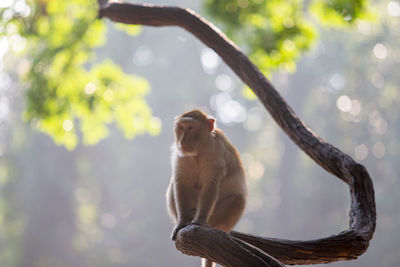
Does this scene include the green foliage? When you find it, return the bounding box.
[1,0,157,149]
[205,0,372,74]
[205,0,317,74]
[242,86,257,100]
[114,23,142,36]
[1,0,374,148]
[310,0,375,27]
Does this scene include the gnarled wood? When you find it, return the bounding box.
[98,1,376,266]
[176,224,284,267]
[231,230,367,265]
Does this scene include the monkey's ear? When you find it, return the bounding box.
[207,118,215,132]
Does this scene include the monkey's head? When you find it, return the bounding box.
[174,110,215,156]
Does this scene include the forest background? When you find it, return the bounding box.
[0,0,399,266]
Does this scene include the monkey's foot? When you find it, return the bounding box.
[171,221,191,241]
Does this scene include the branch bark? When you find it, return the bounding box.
[98,1,376,266]
[176,224,284,267]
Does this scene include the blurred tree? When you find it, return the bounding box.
[205,0,373,76]
[1,0,373,149]
[1,0,160,149]
[0,0,394,266]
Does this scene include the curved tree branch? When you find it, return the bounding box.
[176,224,284,267]
[98,1,376,266]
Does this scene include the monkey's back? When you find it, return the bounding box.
[213,129,247,199]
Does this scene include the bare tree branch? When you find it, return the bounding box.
[98,1,376,266]
[176,224,284,267]
[231,229,368,265]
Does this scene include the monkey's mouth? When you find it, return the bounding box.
[180,145,193,152]
[179,143,191,150]
[178,145,198,156]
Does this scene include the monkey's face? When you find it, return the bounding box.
[174,118,209,156]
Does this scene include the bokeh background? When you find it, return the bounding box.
[0,0,399,266]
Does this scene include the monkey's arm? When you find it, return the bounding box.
[171,180,196,240]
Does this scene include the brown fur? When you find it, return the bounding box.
[167,110,247,267]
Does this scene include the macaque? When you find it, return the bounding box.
[166,109,247,267]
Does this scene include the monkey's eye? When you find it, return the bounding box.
[178,125,184,130]
[187,125,194,130]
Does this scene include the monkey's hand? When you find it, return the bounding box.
[191,219,209,227]
[171,221,190,241]
[191,220,210,230]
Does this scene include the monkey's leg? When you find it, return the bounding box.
[166,182,177,221]
[200,195,244,266]
[200,195,245,267]
[208,194,246,232]
[171,182,198,240]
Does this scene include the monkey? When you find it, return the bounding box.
[166,109,247,267]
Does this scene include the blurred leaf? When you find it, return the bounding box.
[205,0,318,74]
[114,23,142,36]
[205,0,373,74]
[242,86,258,100]
[3,0,158,149]
[310,0,376,27]
[78,203,97,225]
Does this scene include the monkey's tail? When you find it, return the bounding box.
[201,258,215,267]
